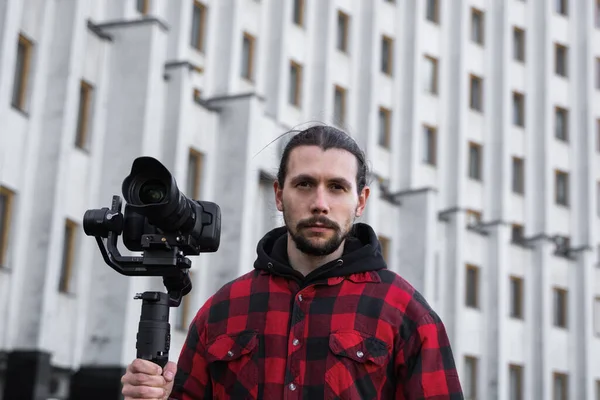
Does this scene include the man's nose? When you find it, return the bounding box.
[310,186,330,214]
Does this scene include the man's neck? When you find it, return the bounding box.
[286,235,345,276]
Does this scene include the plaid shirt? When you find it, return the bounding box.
[171,224,462,399]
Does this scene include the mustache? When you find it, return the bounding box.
[297,216,340,231]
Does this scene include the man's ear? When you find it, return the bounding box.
[355,186,370,217]
[274,180,284,211]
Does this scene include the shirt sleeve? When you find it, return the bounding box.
[395,311,463,399]
[169,297,214,400]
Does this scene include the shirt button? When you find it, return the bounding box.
[298,294,303,302]
[356,351,364,358]
[227,351,234,357]
[292,338,300,346]
[289,383,297,391]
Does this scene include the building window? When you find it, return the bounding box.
[513,27,525,62]
[466,209,482,226]
[471,8,485,45]
[555,44,568,77]
[468,142,482,180]
[293,0,305,26]
[191,1,207,52]
[553,372,568,400]
[596,58,600,90]
[555,107,569,141]
[59,219,78,293]
[75,80,94,150]
[512,92,525,127]
[554,0,568,16]
[333,85,346,125]
[426,0,440,23]
[594,296,600,337]
[187,149,204,199]
[136,0,149,15]
[510,276,524,319]
[378,235,390,263]
[509,365,524,400]
[193,88,202,103]
[555,170,569,206]
[465,264,479,308]
[464,356,478,399]
[289,61,303,107]
[511,223,524,244]
[336,11,350,52]
[423,125,437,166]
[596,0,600,28]
[596,380,600,400]
[423,55,438,94]
[11,34,33,111]
[512,157,524,194]
[378,107,391,149]
[241,33,255,81]
[381,35,394,75]
[0,187,14,267]
[470,74,483,111]
[553,288,568,328]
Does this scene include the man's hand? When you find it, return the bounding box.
[121,358,177,400]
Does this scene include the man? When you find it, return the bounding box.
[121,125,463,399]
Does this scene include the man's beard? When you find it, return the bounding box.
[284,211,353,256]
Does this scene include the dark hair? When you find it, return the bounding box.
[277,125,370,194]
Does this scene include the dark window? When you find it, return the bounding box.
[468,142,482,180]
[465,265,479,308]
[555,44,568,77]
[11,34,33,111]
[470,75,483,111]
[378,107,391,149]
[471,8,485,45]
[426,0,440,23]
[553,288,568,328]
[191,2,207,51]
[289,61,303,106]
[423,126,437,165]
[510,276,524,319]
[241,33,255,81]
[337,11,349,52]
[555,170,569,206]
[381,36,393,75]
[513,27,525,62]
[512,157,524,194]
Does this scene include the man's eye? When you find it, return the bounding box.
[297,182,311,188]
[330,184,345,191]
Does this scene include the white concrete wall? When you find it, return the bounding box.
[0,0,599,398]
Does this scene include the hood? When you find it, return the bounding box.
[253,223,387,283]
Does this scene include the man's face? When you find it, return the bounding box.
[274,146,370,256]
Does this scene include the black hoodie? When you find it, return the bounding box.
[253,222,388,285]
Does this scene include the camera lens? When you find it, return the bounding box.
[139,180,167,204]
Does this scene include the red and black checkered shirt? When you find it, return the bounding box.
[171,224,463,399]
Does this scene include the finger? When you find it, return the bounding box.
[129,358,162,375]
[128,372,167,387]
[163,361,177,382]
[122,383,167,399]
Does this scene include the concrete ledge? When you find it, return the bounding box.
[92,17,169,32]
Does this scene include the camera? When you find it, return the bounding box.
[82,156,221,367]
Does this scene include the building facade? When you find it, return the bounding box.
[0,0,600,398]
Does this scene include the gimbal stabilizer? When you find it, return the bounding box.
[83,157,221,367]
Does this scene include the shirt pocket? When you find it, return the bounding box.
[325,330,391,400]
[205,330,259,400]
